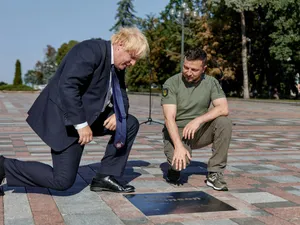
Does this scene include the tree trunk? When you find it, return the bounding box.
[240,11,250,99]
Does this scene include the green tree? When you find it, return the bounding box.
[126,15,159,91]
[127,1,206,90]
[56,40,78,65]
[110,0,139,32]
[203,2,243,94]
[13,59,23,85]
[24,70,38,87]
[34,61,44,85]
[42,45,57,83]
[127,14,180,90]
[266,0,300,97]
[207,0,263,99]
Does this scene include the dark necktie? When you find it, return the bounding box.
[111,65,127,149]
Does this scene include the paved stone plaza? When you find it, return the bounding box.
[0,92,300,225]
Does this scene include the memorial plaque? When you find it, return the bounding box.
[124,191,236,216]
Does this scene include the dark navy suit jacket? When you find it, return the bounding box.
[26,39,129,151]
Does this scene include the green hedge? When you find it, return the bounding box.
[0,85,36,91]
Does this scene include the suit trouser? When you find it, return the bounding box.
[163,116,232,172]
[3,114,139,191]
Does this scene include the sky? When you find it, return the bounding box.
[0,0,169,84]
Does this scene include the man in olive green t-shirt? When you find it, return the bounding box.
[161,48,232,191]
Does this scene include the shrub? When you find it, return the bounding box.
[0,85,36,91]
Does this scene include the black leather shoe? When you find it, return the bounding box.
[90,176,135,193]
[0,156,5,196]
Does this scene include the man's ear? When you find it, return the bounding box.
[203,65,207,72]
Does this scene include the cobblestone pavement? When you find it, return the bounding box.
[1,92,300,225]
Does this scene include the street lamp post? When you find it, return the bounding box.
[170,3,199,72]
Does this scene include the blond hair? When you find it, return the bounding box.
[111,27,149,59]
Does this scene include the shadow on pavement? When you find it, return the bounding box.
[3,160,150,196]
[160,161,208,185]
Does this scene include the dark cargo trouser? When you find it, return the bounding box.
[163,116,232,172]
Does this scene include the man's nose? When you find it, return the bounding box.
[186,69,193,75]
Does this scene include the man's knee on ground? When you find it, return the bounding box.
[54,177,76,191]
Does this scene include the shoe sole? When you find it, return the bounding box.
[206,180,228,191]
[90,186,135,193]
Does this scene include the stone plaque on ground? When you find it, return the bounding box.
[124,191,236,216]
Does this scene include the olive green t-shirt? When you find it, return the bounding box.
[161,73,226,128]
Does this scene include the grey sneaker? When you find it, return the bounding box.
[206,172,228,191]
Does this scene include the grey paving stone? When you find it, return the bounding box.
[22,137,42,141]
[143,168,163,175]
[264,155,290,160]
[230,148,253,152]
[51,180,114,215]
[253,201,299,209]
[0,151,15,156]
[126,167,150,175]
[24,141,45,145]
[250,134,271,137]
[132,145,154,149]
[264,175,300,183]
[27,146,49,151]
[274,148,300,151]
[251,177,277,183]
[270,138,290,141]
[233,138,256,142]
[156,223,183,225]
[286,155,300,159]
[63,213,124,225]
[231,188,262,193]
[130,180,171,189]
[4,218,35,225]
[122,217,151,225]
[282,186,298,191]
[259,165,285,170]
[239,209,271,217]
[234,156,265,161]
[0,144,13,147]
[3,187,34,224]
[183,220,238,225]
[79,160,99,166]
[290,163,300,168]
[287,190,300,196]
[231,217,266,225]
[234,165,263,170]
[248,170,274,174]
[229,163,256,166]
[250,183,272,189]
[226,166,243,172]
[231,192,287,204]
